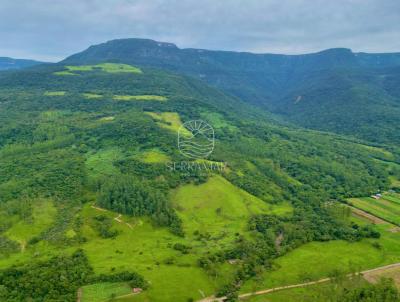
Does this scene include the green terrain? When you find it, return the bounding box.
[0,43,400,302]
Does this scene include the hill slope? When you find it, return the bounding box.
[0,60,399,301]
[62,38,400,144]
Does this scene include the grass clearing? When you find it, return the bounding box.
[200,111,237,131]
[141,150,170,163]
[85,148,124,180]
[53,71,77,76]
[64,63,142,74]
[390,176,400,188]
[81,282,132,302]
[113,95,167,102]
[75,176,291,302]
[5,199,56,248]
[348,194,400,225]
[241,223,400,296]
[44,91,66,96]
[99,116,115,122]
[145,112,190,134]
[172,175,292,243]
[78,204,220,302]
[83,93,103,99]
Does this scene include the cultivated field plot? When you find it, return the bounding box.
[81,282,132,302]
[348,192,400,225]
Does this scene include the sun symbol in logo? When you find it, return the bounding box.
[178,120,214,159]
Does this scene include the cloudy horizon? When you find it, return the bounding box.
[2,0,400,62]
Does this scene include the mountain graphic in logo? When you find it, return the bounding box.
[178,120,214,159]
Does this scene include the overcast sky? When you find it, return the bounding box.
[1,0,400,62]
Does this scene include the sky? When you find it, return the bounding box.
[1,0,400,62]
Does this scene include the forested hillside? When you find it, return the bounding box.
[0,58,399,301]
[0,57,44,70]
[63,39,400,145]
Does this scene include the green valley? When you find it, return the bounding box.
[0,38,399,302]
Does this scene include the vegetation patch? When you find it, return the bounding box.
[99,116,115,122]
[63,63,142,74]
[145,111,190,134]
[78,204,220,302]
[242,222,400,294]
[141,150,170,164]
[5,199,57,247]
[113,95,167,101]
[85,148,124,181]
[200,111,237,131]
[44,91,66,96]
[348,193,400,225]
[53,71,77,76]
[172,175,292,241]
[83,92,103,99]
[81,282,132,302]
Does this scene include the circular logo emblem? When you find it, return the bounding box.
[178,120,214,159]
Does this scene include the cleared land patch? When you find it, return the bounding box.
[172,175,292,242]
[44,91,66,96]
[83,93,103,99]
[141,150,170,163]
[145,112,190,134]
[364,265,400,288]
[78,204,220,302]
[113,95,167,102]
[54,63,142,76]
[98,116,115,122]
[81,282,132,302]
[85,148,124,180]
[53,71,76,76]
[5,199,56,250]
[348,193,400,225]
[241,222,400,296]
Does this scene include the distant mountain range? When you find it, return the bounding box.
[0,57,45,70]
[63,38,400,145]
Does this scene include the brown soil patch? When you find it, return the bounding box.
[388,227,400,233]
[350,206,385,224]
[364,266,400,288]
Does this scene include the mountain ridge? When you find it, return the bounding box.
[61,38,400,145]
[0,57,45,70]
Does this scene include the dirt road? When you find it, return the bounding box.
[197,262,400,302]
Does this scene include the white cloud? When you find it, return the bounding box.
[0,0,399,61]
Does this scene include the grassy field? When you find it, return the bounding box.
[44,91,66,96]
[83,92,103,99]
[141,150,170,163]
[145,112,190,134]
[98,116,115,122]
[173,175,292,243]
[390,176,400,188]
[5,199,56,250]
[1,176,399,302]
[348,192,400,225]
[200,111,237,131]
[63,63,142,74]
[113,95,167,101]
[244,279,370,302]
[81,282,132,302]
[53,71,77,76]
[74,176,291,302]
[77,204,219,302]
[241,219,400,299]
[85,148,124,180]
